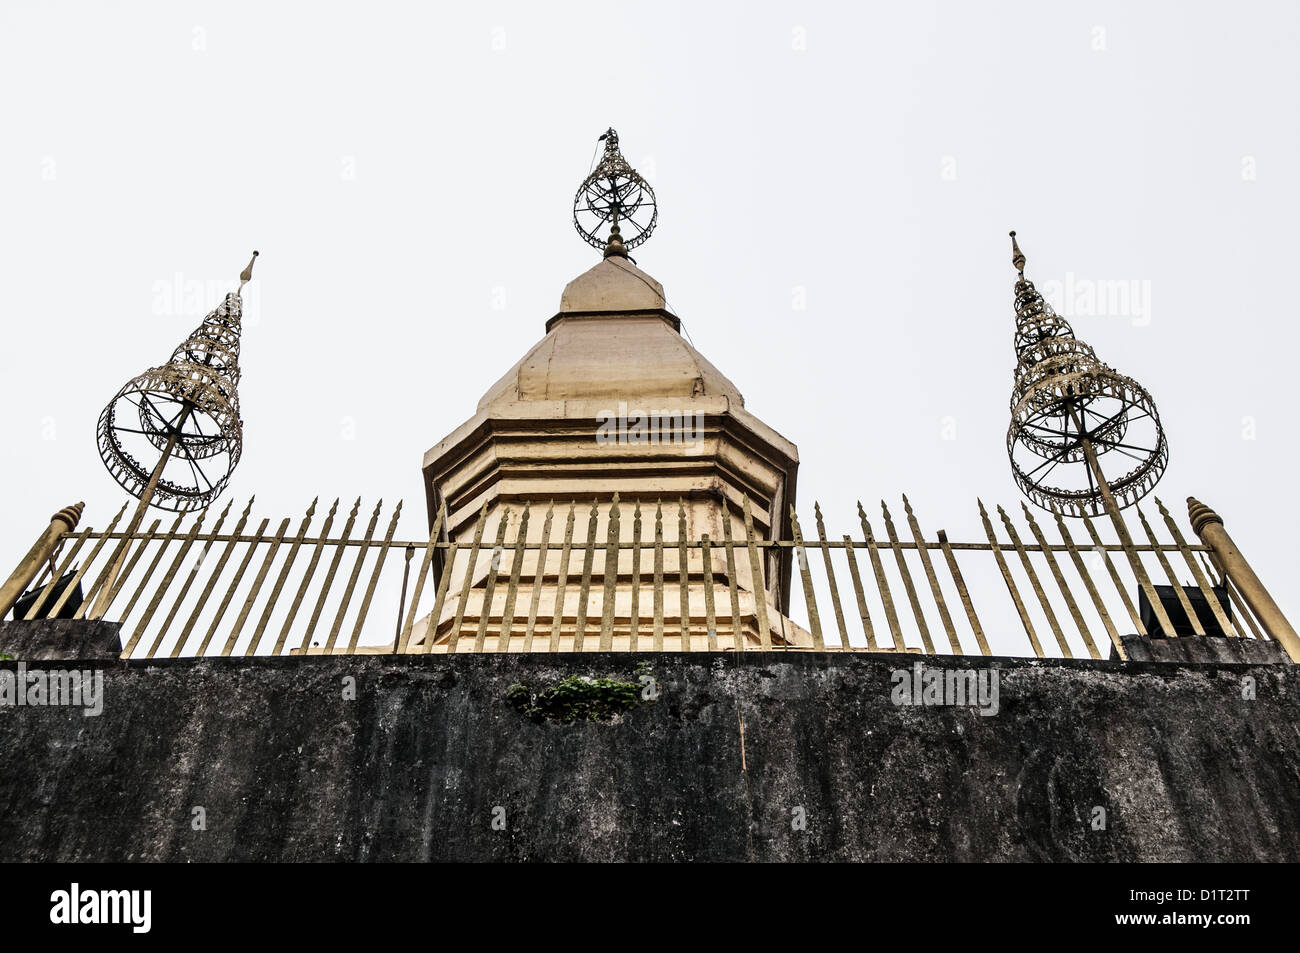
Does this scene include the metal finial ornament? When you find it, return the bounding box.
[573,128,657,256]
[1005,232,1167,518]
[96,252,255,514]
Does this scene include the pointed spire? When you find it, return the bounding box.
[574,127,658,256]
[238,250,259,293]
[1004,233,1167,518]
[1010,230,1025,278]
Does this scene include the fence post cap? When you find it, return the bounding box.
[1187,497,1223,535]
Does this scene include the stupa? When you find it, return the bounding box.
[410,130,808,650]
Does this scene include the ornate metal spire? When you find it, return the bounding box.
[96,251,256,513]
[1005,232,1167,517]
[573,128,657,258]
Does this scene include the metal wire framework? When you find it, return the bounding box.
[97,261,253,513]
[1005,233,1167,517]
[573,128,658,253]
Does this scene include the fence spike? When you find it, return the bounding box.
[1022,502,1099,659]
[447,500,489,654]
[978,498,1044,657]
[499,503,531,652]
[903,494,962,655]
[347,499,403,652]
[789,506,823,649]
[599,495,621,651]
[574,500,600,651]
[881,499,934,653]
[523,501,555,652]
[814,502,850,648]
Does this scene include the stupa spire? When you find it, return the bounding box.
[573,127,658,258]
[1004,231,1167,517]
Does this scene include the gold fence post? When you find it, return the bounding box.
[0,503,84,618]
[1188,497,1299,662]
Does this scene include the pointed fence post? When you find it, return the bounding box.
[1188,498,1299,662]
[0,503,84,618]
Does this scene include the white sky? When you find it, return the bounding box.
[2,0,1297,646]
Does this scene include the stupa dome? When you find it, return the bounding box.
[476,257,745,412]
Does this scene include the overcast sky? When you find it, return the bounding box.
[2,0,1296,648]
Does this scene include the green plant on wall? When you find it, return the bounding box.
[505,670,649,724]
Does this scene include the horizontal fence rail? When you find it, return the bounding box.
[8,493,1278,662]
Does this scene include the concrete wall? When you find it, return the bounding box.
[0,650,1296,861]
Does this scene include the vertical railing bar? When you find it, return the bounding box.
[398,501,447,654]
[978,499,1044,658]
[157,499,235,657]
[1081,513,1148,637]
[599,496,620,651]
[903,495,962,655]
[246,498,319,656]
[77,515,164,621]
[523,502,554,652]
[47,504,129,618]
[136,513,210,657]
[447,501,490,654]
[71,519,148,619]
[22,527,94,621]
[881,500,934,654]
[1196,550,1259,639]
[1109,506,1178,638]
[1221,573,1266,640]
[1021,503,1099,659]
[936,530,990,656]
[1155,497,1235,638]
[116,514,187,625]
[574,500,599,652]
[474,507,510,653]
[858,503,905,650]
[423,540,460,653]
[1051,508,1123,660]
[842,533,878,651]
[652,501,665,651]
[722,512,745,651]
[346,500,403,652]
[629,502,643,651]
[741,496,771,650]
[498,503,530,653]
[549,502,577,652]
[297,498,360,654]
[1137,505,1202,636]
[220,516,290,656]
[1198,551,1223,588]
[31,535,65,593]
[193,516,270,657]
[789,507,824,649]
[677,499,691,651]
[274,499,341,655]
[322,500,382,653]
[814,503,850,648]
[59,503,130,617]
[998,505,1072,658]
[701,533,718,650]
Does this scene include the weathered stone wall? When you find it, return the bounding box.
[0,649,1296,861]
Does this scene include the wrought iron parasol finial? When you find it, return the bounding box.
[573,127,657,258]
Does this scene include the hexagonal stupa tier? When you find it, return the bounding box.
[412,255,805,650]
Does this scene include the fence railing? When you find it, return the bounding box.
[4,492,1287,662]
